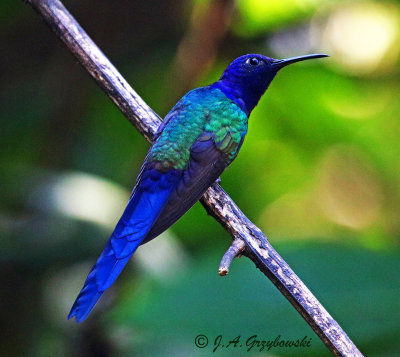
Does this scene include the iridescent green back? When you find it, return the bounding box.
[150,87,248,170]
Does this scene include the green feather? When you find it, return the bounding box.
[150,87,248,170]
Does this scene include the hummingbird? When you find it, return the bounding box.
[68,53,328,322]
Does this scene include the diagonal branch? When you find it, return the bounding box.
[25,0,363,356]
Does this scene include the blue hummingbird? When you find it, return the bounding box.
[68,53,328,322]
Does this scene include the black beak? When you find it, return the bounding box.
[272,54,329,70]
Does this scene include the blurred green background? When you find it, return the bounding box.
[1,0,400,356]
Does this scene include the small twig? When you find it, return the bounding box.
[219,238,245,276]
[26,1,363,356]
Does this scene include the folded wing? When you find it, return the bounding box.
[144,131,242,242]
[69,109,245,322]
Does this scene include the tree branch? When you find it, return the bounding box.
[25,0,363,355]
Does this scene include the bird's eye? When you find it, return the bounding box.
[246,57,260,66]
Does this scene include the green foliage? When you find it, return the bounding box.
[109,243,400,356]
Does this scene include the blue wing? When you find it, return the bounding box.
[68,130,243,322]
[143,131,243,242]
[68,165,181,322]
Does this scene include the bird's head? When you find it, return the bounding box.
[212,53,328,115]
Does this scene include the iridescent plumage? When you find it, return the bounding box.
[68,53,328,322]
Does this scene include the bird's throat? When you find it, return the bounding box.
[211,77,272,116]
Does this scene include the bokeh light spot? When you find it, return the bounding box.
[320,2,400,74]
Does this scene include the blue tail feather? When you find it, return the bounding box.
[68,168,181,322]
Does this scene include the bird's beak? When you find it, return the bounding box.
[272,54,329,70]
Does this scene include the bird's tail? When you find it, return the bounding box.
[68,168,181,322]
[68,213,154,322]
[67,238,134,322]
